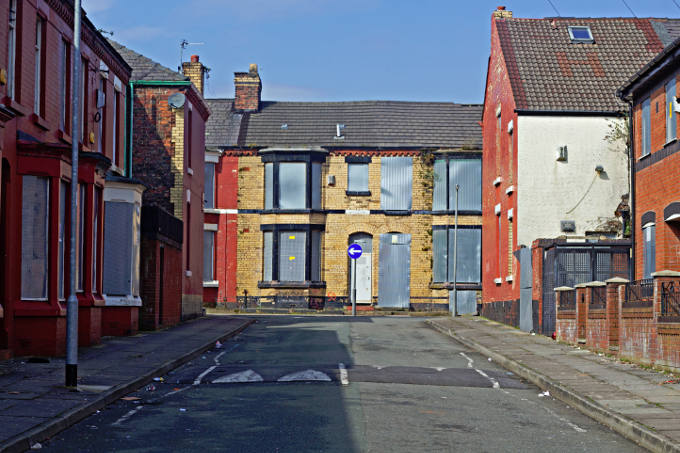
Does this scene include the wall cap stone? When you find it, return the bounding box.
[574,283,588,288]
[651,270,680,277]
[605,277,629,284]
[585,281,606,287]
[555,286,574,291]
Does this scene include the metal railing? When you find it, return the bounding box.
[558,290,576,311]
[624,279,654,308]
[590,286,606,309]
[661,281,680,321]
[226,295,351,311]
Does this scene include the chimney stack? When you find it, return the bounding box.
[182,54,206,96]
[492,6,512,19]
[233,63,262,112]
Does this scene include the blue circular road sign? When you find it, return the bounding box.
[347,243,363,259]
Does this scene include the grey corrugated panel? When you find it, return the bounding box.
[20,176,49,299]
[103,201,133,296]
[279,231,305,281]
[203,231,214,281]
[453,290,477,315]
[449,159,482,211]
[432,229,447,283]
[380,157,412,210]
[263,232,273,281]
[378,233,411,308]
[448,228,481,283]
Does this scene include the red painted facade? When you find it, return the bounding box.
[203,155,238,305]
[627,70,680,278]
[0,0,131,356]
[481,12,520,307]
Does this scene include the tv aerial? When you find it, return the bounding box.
[179,39,204,69]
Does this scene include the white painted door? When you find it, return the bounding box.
[350,234,372,304]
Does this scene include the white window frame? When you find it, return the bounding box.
[568,25,594,43]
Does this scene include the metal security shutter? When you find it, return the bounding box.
[311,163,322,209]
[264,163,273,210]
[643,226,655,278]
[263,231,273,281]
[279,163,306,209]
[449,228,481,283]
[131,204,140,297]
[204,162,215,209]
[58,182,67,299]
[203,230,214,281]
[21,175,49,299]
[279,231,305,281]
[453,290,477,315]
[348,163,369,192]
[311,231,321,281]
[449,159,481,211]
[103,201,133,296]
[432,229,447,282]
[378,233,411,308]
[432,159,447,211]
[380,157,412,210]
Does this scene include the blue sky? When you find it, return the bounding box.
[82,0,679,103]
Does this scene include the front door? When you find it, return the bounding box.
[378,233,410,308]
[349,234,372,304]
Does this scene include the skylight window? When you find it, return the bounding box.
[568,26,594,43]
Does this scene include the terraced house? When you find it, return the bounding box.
[203,65,483,312]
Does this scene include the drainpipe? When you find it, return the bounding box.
[627,101,635,281]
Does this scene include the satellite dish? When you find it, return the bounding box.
[168,92,186,109]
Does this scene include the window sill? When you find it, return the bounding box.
[638,152,651,161]
[187,167,194,176]
[346,190,371,196]
[383,210,411,216]
[505,276,514,282]
[505,185,515,195]
[57,129,72,145]
[431,210,482,215]
[203,280,219,288]
[430,282,482,290]
[493,176,502,187]
[185,270,192,277]
[2,97,30,116]
[30,113,50,130]
[664,138,677,148]
[261,209,324,214]
[494,277,502,285]
[258,281,327,289]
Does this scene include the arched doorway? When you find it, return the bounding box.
[348,233,372,304]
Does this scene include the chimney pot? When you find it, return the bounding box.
[497,6,505,10]
[249,63,258,75]
[191,54,199,63]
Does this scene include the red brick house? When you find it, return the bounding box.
[481,7,680,333]
[0,0,131,357]
[109,41,210,324]
[619,36,680,279]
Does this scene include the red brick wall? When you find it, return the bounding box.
[140,237,182,330]
[632,72,680,279]
[482,16,520,306]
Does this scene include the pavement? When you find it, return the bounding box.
[428,316,680,453]
[0,315,253,453]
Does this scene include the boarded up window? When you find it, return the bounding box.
[432,229,447,282]
[103,201,133,296]
[643,225,656,279]
[449,159,481,211]
[263,231,273,281]
[279,231,306,281]
[507,218,513,276]
[278,162,306,209]
[204,162,215,209]
[21,175,49,299]
[264,163,273,209]
[77,184,85,291]
[380,157,412,210]
[311,230,321,281]
[348,163,369,192]
[58,181,67,299]
[642,98,651,156]
[93,189,100,292]
[203,231,215,282]
[667,79,676,143]
[451,228,481,283]
[432,159,447,211]
[131,204,140,297]
[311,162,321,209]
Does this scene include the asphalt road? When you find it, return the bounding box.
[43,316,644,452]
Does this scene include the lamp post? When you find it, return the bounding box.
[66,0,82,388]
[452,184,459,317]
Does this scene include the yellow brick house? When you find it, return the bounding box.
[203,65,483,312]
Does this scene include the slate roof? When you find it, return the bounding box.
[619,34,680,97]
[107,40,188,82]
[205,100,482,150]
[495,17,680,112]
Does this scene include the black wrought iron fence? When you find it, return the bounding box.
[233,295,350,310]
[558,290,576,311]
[624,279,654,308]
[661,281,680,321]
[590,286,606,309]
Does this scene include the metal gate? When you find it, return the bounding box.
[541,243,630,336]
[518,248,533,332]
[378,233,411,308]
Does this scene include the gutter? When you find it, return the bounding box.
[514,109,624,116]
[133,80,191,87]
[627,100,635,281]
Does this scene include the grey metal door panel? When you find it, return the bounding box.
[103,201,133,296]
[519,247,533,332]
[453,290,477,315]
[378,233,410,308]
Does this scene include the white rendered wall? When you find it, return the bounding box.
[516,115,628,246]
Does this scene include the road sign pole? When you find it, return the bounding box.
[351,258,357,316]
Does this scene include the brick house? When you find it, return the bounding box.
[203,65,483,311]
[618,36,680,279]
[0,0,132,356]
[481,7,680,333]
[109,41,210,324]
